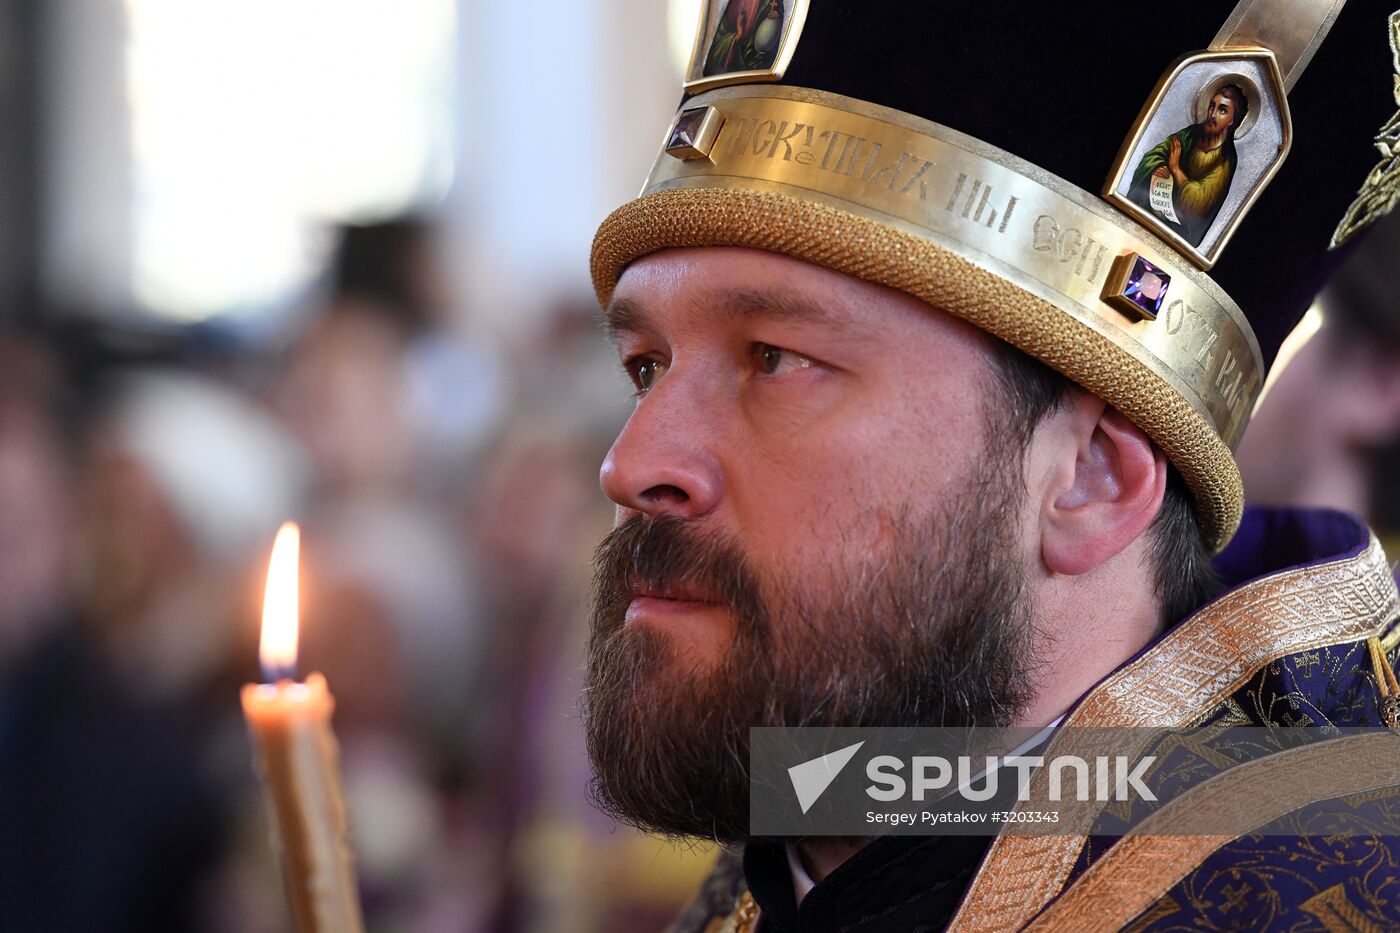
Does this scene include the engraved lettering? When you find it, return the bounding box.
[793,126,816,165]
[752,119,779,156]
[1075,237,1103,278]
[1162,299,1185,336]
[1056,229,1083,264]
[1192,325,1220,366]
[834,136,869,175]
[727,117,757,157]
[899,159,934,200]
[1214,349,1238,389]
[1222,369,1245,410]
[818,130,845,169]
[867,152,913,190]
[1214,349,1245,410]
[961,180,982,218]
[997,196,1019,234]
[1030,215,1106,279]
[1182,306,1215,357]
[858,142,884,181]
[947,174,969,214]
[1086,243,1107,281]
[766,121,806,160]
[711,112,994,217]
[1074,237,1093,275]
[972,184,995,226]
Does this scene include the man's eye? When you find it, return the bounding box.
[757,344,813,376]
[629,358,668,393]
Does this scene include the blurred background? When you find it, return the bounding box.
[0,1,1396,932]
[0,1,720,931]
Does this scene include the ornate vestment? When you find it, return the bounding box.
[673,507,1400,933]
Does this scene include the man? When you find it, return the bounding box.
[583,3,1400,931]
[1129,84,1248,245]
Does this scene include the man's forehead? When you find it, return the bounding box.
[603,248,896,339]
[603,285,848,339]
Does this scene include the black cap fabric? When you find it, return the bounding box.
[756,2,1396,369]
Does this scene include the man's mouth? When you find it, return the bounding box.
[628,573,716,603]
[625,575,723,623]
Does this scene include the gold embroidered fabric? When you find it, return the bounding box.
[1330,12,1400,248]
[1021,731,1400,932]
[702,891,759,933]
[946,534,1400,933]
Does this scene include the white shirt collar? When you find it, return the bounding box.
[786,843,818,903]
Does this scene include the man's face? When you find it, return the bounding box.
[1204,93,1236,136]
[598,248,1008,656]
[585,247,1039,841]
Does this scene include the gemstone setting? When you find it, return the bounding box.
[1102,252,1171,321]
[665,106,724,161]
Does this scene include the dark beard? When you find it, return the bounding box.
[582,443,1038,844]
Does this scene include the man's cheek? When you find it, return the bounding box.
[754,509,896,593]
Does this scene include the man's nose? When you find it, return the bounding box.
[599,379,723,520]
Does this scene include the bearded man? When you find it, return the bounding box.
[582,3,1400,931]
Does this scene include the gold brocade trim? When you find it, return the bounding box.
[1329,13,1400,249]
[702,891,759,933]
[592,86,1265,550]
[1021,732,1400,933]
[946,534,1400,933]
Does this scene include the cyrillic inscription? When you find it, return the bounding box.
[723,115,937,201]
[1030,214,1108,282]
[1161,298,1257,426]
[944,174,1018,233]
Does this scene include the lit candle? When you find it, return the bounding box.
[241,522,365,933]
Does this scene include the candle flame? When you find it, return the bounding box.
[259,521,300,680]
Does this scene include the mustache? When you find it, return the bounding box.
[589,515,767,636]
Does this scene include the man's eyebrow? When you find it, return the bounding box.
[600,296,649,342]
[602,288,844,341]
[716,288,844,326]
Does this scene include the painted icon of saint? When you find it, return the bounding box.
[1128,84,1249,247]
[703,0,785,77]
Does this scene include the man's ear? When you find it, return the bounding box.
[1039,397,1167,576]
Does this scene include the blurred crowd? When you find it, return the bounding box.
[0,217,714,933]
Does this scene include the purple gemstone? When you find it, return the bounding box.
[1122,255,1170,318]
[667,109,708,151]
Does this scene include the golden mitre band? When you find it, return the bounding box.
[591,85,1265,552]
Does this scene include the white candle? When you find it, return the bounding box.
[241,522,364,933]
